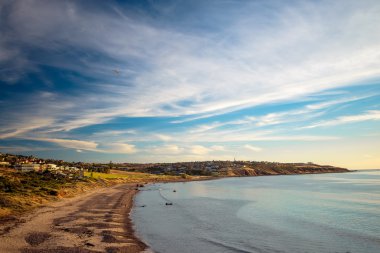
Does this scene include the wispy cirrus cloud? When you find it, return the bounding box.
[302,110,380,129]
[24,137,137,154]
[100,143,137,154]
[0,0,379,166]
[187,95,374,134]
[155,134,173,142]
[190,145,211,155]
[244,145,263,152]
[147,144,226,157]
[0,118,55,139]
[151,144,183,155]
[29,138,98,151]
[1,0,380,133]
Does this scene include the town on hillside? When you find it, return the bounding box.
[0,152,348,178]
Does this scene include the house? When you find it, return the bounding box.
[41,164,58,171]
[15,163,39,172]
[0,161,10,168]
[15,163,41,172]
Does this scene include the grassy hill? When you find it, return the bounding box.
[0,169,182,220]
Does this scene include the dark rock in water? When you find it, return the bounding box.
[173,190,176,192]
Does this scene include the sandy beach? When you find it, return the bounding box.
[0,184,146,253]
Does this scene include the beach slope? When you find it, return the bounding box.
[0,183,145,253]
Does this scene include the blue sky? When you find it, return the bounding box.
[0,0,379,168]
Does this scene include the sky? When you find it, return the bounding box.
[0,0,380,169]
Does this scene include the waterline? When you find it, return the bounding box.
[133,171,380,253]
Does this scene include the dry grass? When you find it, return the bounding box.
[0,169,182,219]
[85,170,181,182]
[0,208,11,217]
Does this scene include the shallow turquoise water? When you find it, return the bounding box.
[132,170,380,253]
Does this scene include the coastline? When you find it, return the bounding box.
[0,184,147,253]
[129,170,353,253]
[128,170,380,253]
[0,170,351,253]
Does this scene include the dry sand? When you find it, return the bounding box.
[0,184,147,253]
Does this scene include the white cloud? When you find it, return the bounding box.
[33,138,98,151]
[210,145,225,151]
[190,145,211,155]
[100,143,137,154]
[151,144,183,155]
[188,95,374,133]
[0,145,52,152]
[26,137,137,154]
[0,118,55,139]
[305,95,373,110]
[92,129,137,137]
[191,132,339,142]
[189,122,225,133]
[116,125,339,143]
[1,1,379,163]
[244,144,262,152]
[1,0,380,132]
[303,110,380,129]
[146,144,225,157]
[155,134,172,141]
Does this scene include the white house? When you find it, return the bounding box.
[15,163,40,172]
[0,161,10,168]
[41,164,58,171]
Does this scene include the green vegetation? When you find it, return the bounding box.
[0,153,348,220]
[84,170,181,181]
[134,160,348,177]
[0,169,183,218]
[0,169,95,218]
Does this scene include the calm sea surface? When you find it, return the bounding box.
[132,170,380,253]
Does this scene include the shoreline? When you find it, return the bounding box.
[126,187,150,253]
[0,170,351,252]
[129,170,353,253]
[0,184,148,253]
[128,170,379,253]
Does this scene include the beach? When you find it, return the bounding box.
[0,169,354,253]
[0,183,146,253]
[0,167,356,253]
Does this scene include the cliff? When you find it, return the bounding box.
[227,164,349,177]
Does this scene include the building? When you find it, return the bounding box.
[0,161,10,168]
[15,163,40,172]
[41,164,58,171]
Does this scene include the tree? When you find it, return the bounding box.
[106,161,113,174]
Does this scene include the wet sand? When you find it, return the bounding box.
[0,184,147,253]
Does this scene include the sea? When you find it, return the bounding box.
[132,170,380,253]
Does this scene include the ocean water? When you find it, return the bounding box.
[132,170,380,253]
